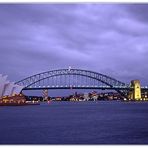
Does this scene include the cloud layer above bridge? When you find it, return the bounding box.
[0,3,148,85]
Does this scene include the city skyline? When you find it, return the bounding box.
[0,4,148,85]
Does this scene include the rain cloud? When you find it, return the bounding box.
[0,3,148,85]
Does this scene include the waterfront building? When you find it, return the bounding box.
[83,93,90,101]
[0,74,24,98]
[0,74,25,105]
[1,94,26,104]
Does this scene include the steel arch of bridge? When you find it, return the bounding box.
[15,69,129,91]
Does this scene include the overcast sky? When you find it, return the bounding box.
[0,3,148,85]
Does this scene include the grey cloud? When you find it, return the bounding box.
[123,4,148,23]
[0,3,148,86]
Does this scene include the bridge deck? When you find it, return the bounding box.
[23,86,132,90]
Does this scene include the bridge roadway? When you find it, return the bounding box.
[23,86,131,90]
[22,86,148,91]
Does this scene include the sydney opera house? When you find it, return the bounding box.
[0,74,26,105]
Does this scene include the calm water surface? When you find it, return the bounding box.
[0,101,148,144]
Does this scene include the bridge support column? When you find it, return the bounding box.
[128,80,141,101]
[42,89,48,101]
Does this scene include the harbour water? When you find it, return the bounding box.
[0,101,148,144]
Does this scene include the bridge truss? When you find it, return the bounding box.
[15,69,130,98]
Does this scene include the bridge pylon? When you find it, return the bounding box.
[42,89,48,101]
[128,80,141,100]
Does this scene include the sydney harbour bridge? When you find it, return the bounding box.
[15,68,147,100]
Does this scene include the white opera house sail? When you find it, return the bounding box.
[0,74,24,98]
